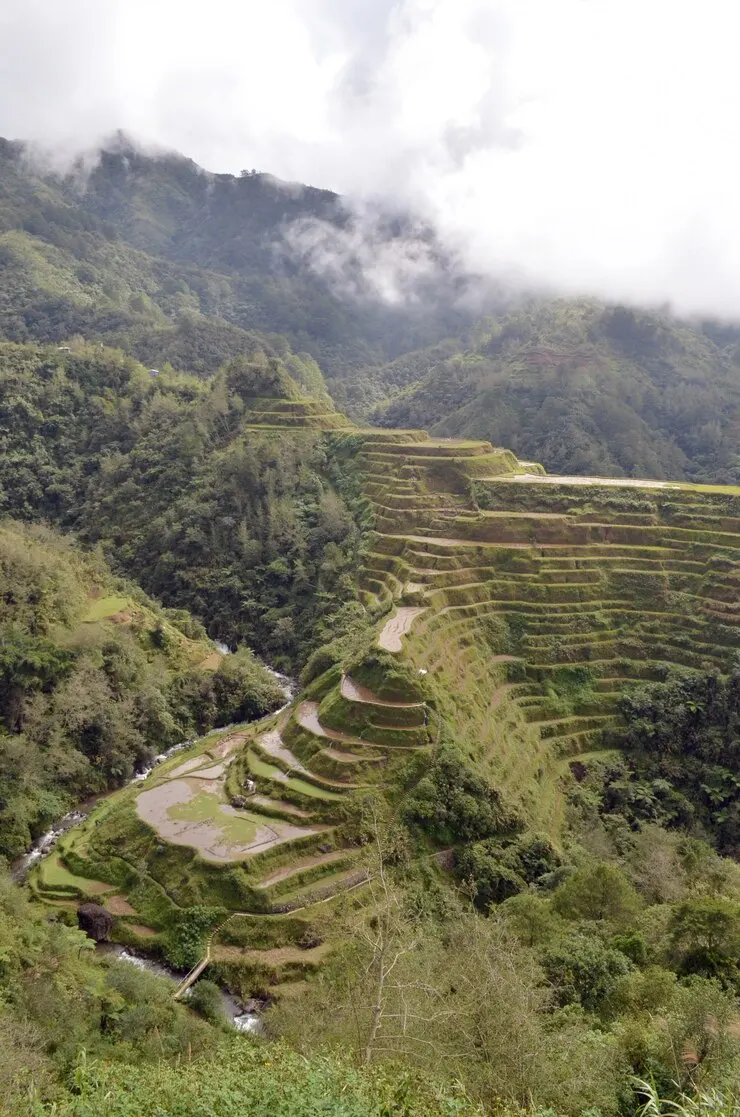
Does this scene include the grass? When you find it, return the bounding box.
[38,854,111,895]
[81,594,130,622]
[166,792,272,848]
[29,424,740,1003]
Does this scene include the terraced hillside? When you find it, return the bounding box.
[352,435,740,832]
[242,397,354,430]
[35,425,740,1002]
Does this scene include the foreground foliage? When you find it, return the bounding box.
[39,1040,481,1117]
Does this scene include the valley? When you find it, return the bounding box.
[28,409,740,1024]
[3,141,740,1116]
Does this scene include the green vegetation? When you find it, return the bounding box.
[371,299,740,483]
[603,668,740,855]
[0,340,360,669]
[0,137,470,382]
[41,1036,481,1116]
[7,139,740,1115]
[0,519,283,858]
[10,418,740,1116]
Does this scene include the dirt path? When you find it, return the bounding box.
[341,674,424,708]
[377,607,426,652]
[321,746,374,763]
[190,762,227,780]
[106,895,136,915]
[390,534,481,547]
[211,943,331,965]
[168,756,210,779]
[128,923,158,938]
[210,730,250,759]
[249,794,311,818]
[257,850,347,889]
[488,683,518,710]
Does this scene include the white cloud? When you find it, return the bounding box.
[2,0,740,315]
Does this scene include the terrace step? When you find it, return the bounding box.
[247,795,314,821]
[246,751,351,799]
[256,850,349,889]
[341,675,425,708]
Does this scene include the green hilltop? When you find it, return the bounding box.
[0,136,474,379]
[0,518,284,860]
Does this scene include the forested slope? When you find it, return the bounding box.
[372,300,740,482]
[0,519,284,858]
[7,135,740,1117]
[0,136,477,379]
[0,340,361,668]
[6,137,740,485]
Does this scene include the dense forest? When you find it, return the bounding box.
[0,519,284,858]
[5,137,740,483]
[0,136,479,380]
[0,340,362,669]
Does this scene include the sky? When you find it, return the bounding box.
[2,0,740,316]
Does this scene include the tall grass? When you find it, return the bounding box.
[636,1080,740,1117]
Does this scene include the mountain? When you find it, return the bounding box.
[6,136,740,487]
[0,136,482,382]
[7,135,740,1117]
[370,299,740,482]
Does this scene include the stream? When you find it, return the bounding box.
[96,944,265,1033]
[11,655,297,1031]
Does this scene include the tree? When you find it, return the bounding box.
[554,863,642,925]
[668,899,740,983]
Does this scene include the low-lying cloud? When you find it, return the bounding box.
[2,0,740,316]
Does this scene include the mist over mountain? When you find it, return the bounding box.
[0,133,501,383]
[5,2,740,317]
[5,132,740,482]
[8,6,740,1115]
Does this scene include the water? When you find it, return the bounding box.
[11,672,296,882]
[99,945,264,1033]
[10,734,199,882]
[11,809,89,882]
[264,665,297,713]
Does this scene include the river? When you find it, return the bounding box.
[12,661,296,883]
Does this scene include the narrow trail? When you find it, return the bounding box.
[493,472,672,489]
[172,876,371,998]
[173,945,213,999]
[296,701,367,745]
